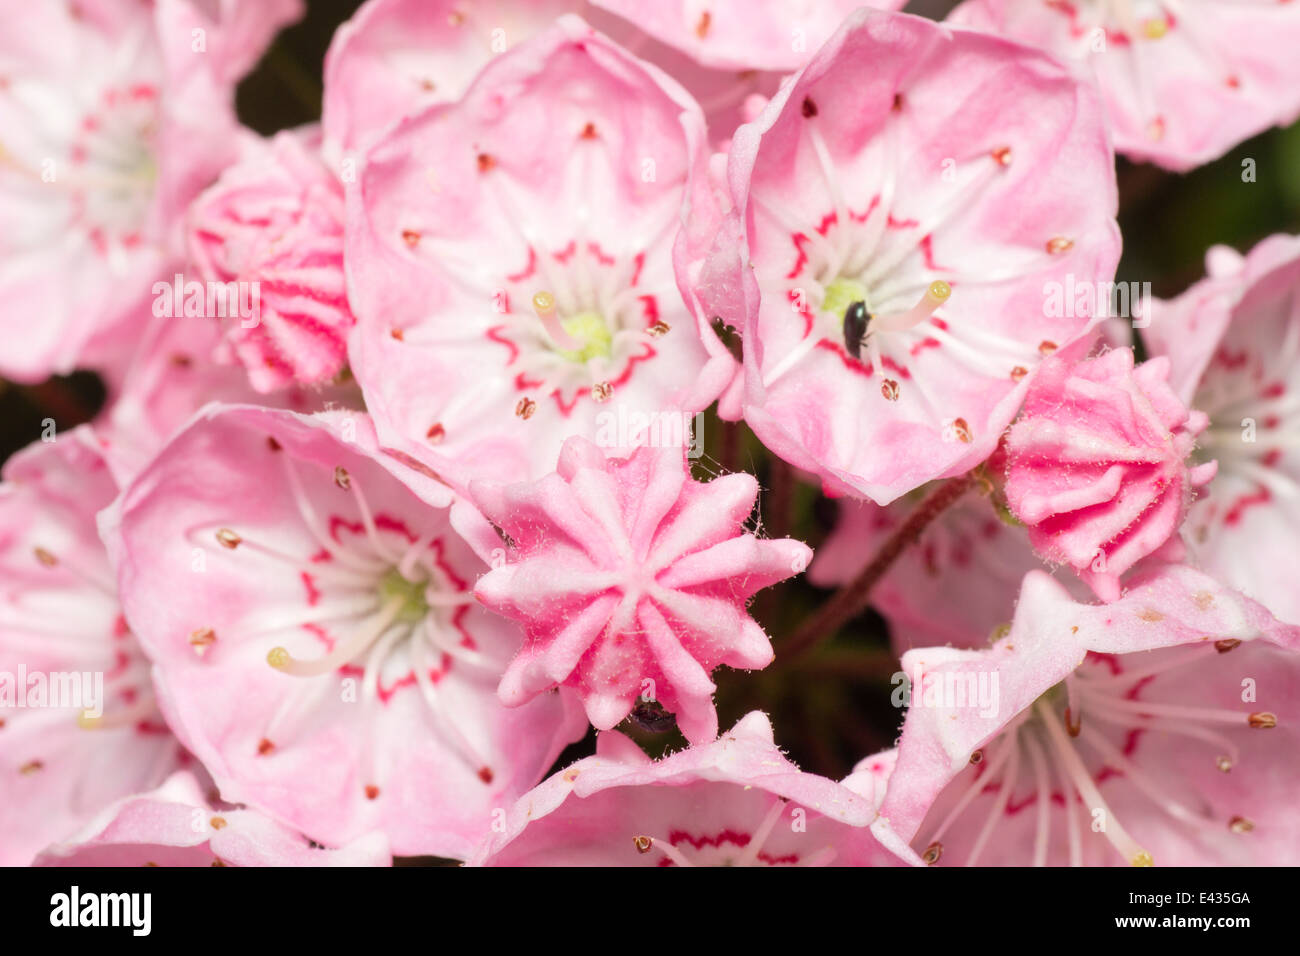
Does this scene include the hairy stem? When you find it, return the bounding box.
[782,471,980,660]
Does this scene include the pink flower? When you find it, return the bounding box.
[810,493,1091,652]
[101,406,587,860]
[472,436,812,743]
[321,0,889,163]
[0,429,187,866]
[1143,234,1300,625]
[949,0,1300,171]
[468,711,919,865]
[345,16,735,488]
[0,0,300,382]
[588,0,903,72]
[701,9,1121,504]
[322,0,573,159]
[878,565,1300,866]
[34,771,391,867]
[1005,348,1217,602]
[185,126,355,392]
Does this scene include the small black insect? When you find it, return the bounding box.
[843,300,871,360]
[628,699,677,734]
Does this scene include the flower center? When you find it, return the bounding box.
[194,453,501,793]
[553,310,614,363]
[376,566,431,625]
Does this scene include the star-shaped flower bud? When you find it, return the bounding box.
[185,127,355,393]
[472,436,813,743]
[1005,348,1217,602]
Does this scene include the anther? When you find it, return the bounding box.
[1214,639,1242,653]
[591,382,613,402]
[991,146,1012,167]
[34,547,57,567]
[880,379,900,401]
[969,749,984,765]
[189,628,217,657]
[1065,706,1082,737]
[515,397,537,420]
[633,835,654,853]
[216,529,241,549]
[426,423,446,444]
[1143,19,1168,39]
[1046,237,1073,255]
[648,320,670,337]
[1228,816,1254,834]
[1247,712,1277,729]
[333,466,351,490]
[922,841,943,865]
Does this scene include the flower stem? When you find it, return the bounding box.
[782,471,980,659]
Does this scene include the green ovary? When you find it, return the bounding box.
[556,311,613,362]
[820,277,870,324]
[377,567,430,624]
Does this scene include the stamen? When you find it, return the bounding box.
[638,835,694,867]
[77,693,155,730]
[736,799,787,867]
[867,280,950,336]
[1037,700,1151,867]
[266,597,404,677]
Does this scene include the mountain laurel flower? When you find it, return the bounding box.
[1005,348,1217,602]
[950,0,1300,170]
[879,565,1300,866]
[344,16,736,490]
[0,429,186,866]
[100,406,586,860]
[0,0,301,381]
[696,8,1121,504]
[472,436,813,744]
